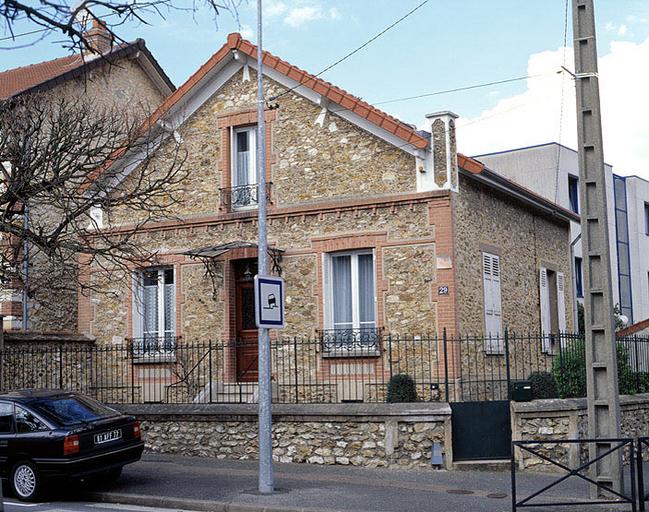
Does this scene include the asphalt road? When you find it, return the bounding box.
[3,501,195,511]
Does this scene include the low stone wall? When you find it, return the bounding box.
[511,393,649,471]
[115,403,452,470]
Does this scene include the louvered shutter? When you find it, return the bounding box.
[483,252,503,353]
[557,272,566,345]
[540,267,552,353]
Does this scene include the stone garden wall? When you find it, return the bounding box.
[511,394,649,471]
[115,402,452,470]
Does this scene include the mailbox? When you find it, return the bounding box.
[511,380,533,402]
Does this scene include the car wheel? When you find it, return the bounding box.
[11,460,41,502]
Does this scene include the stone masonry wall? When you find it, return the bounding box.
[511,394,649,472]
[454,175,574,335]
[117,403,452,470]
[18,56,168,334]
[110,66,417,226]
[86,199,443,344]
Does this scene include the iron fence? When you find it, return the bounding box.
[512,438,637,511]
[1,331,649,405]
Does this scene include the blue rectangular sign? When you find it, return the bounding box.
[254,275,285,329]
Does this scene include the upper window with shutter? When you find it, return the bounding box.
[482,251,503,353]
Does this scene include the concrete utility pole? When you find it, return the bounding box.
[571,0,622,494]
[256,0,274,495]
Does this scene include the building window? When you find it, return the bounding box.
[568,175,579,214]
[230,126,257,209]
[645,203,649,235]
[539,267,566,353]
[323,251,377,352]
[133,267,176,355]
[482,252,503,353]
[575,257,583,298]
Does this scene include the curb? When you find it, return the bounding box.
[85,492,347,512]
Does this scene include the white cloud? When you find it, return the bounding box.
[263,1,340,28]
[457,37,649,179]
[618,23,628,36]
[284,6,323,27]
[240,24,254,39]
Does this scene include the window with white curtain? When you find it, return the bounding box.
[324,251,376,333]
[231,126,257,208]
[133,267,176,354]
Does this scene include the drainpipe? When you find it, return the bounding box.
[570,232,581,331]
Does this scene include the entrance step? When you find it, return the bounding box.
[193,381,278,404]
[452,459,510,472]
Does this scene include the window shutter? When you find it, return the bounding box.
[557,271,566,342]
[132,272,144,340]
[483,252,503,353]
[539,267,552,353]
[322,254,332,329]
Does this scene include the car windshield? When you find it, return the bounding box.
[31,395,119,426]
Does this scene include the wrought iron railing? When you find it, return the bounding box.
[129,335,178,357]
[319,328,382,355]
[220,183,272,211]
[2,332,649,405]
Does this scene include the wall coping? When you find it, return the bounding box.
[113,402,452,422]
[511,393,649,414]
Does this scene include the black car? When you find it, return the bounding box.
[0,389,144,501]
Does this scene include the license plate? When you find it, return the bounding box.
[94,429,122,445]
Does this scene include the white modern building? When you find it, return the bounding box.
[475,143,649,326]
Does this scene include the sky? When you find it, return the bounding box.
[2,0,649,178]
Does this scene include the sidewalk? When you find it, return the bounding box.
[77,453,631,512]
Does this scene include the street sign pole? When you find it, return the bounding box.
[571,0,622,495]
[256,0,273,495]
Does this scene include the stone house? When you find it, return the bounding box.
[73,33,578,400]
[0,21,175,333]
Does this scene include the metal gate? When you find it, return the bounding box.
[451,400,512,461]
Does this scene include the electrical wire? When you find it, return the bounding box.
[554,0,570,205]
[268,0,430,102]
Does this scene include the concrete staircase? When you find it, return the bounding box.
[193,381,279,404]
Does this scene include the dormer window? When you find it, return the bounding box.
[231,126,258,209]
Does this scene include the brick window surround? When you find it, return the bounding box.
[217,108,276,210]
[312,233,388,333]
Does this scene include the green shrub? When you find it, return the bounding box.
[552,338,644,397]
[553,339,586,398]
[528,371,558,399]
[386,374,418,403]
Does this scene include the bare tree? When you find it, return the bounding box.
[1,0,242,52]
[0,92,188,319]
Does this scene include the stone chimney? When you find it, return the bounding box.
[425,111,459,191]
[84,19,113,55]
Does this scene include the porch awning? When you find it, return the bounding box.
[184,241,283,259]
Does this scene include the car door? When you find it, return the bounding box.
[0,401,14,476]
[13,405,55,459]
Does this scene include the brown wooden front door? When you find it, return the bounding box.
[235,260,258,382]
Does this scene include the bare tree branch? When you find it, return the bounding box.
[0,92,189,306]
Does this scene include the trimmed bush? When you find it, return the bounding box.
[528,371,558,399]
[386,374,418,403]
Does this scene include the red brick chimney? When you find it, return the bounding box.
[84,19,113,55]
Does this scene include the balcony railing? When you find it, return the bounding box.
[220,183,272,211]
[319,328,382,356]
[129,335,178,358]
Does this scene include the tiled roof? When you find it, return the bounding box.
[0,40,175,100]
[0,54,84,99]
[143,32,430,150]
[84,33,487,190]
